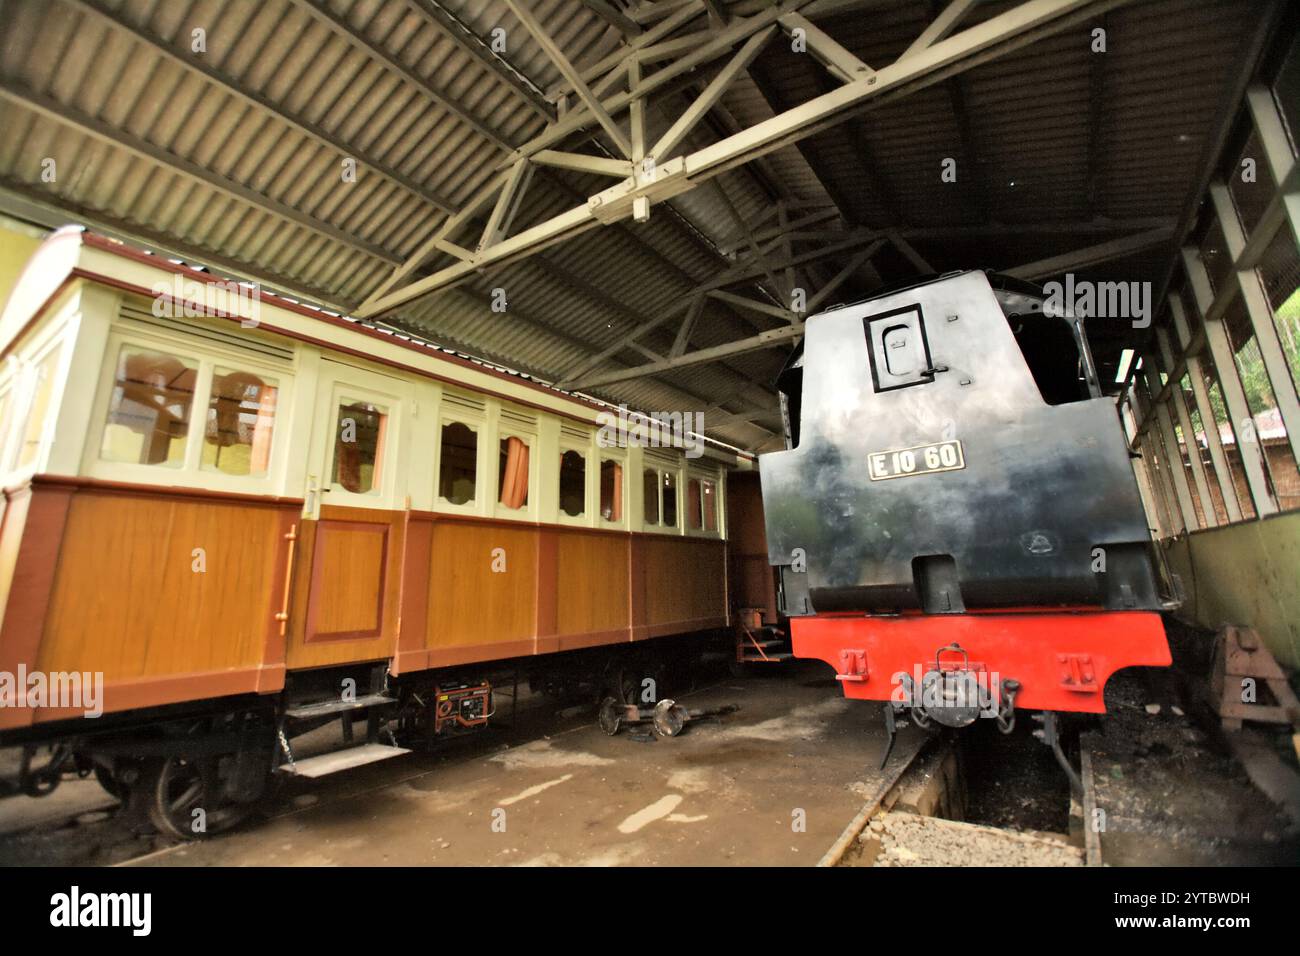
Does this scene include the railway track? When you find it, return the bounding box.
[822,726,1101,868]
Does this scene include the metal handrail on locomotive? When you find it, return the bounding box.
[759,269,1175,739]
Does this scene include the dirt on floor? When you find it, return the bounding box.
[1089,665,1298,866]
[0,661,929,868]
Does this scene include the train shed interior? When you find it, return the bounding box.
[0,0,1298,878]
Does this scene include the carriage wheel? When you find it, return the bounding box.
[143,754,259,840]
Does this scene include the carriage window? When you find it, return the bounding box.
[560,450,585,517]
[642,468,659,525]
[688,478,703,530]
[439,421,477,505]
[498,436,529,510]
[202,367,278,477]
[600,459,623,522]
[18,345,62,469]
[702,479,718,532]
[100,346,197,467]
[332,401,386,494]
[662,471,678,528]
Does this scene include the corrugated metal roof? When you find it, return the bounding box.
[0,0,1279,450]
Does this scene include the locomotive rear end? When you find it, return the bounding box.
[759,270,1174,731]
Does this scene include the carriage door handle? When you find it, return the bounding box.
[304,475,319,516]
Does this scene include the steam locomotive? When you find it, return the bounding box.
[759,270,1174,762]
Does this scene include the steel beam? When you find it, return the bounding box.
[358,0,1119,317]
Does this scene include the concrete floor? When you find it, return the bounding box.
[0,662,926,867]
[144,664,923,867]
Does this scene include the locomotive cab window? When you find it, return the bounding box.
[991,278,1100,405]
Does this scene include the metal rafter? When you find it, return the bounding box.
[357,0,1123,320]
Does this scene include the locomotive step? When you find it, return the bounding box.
[278,742,410,778]
[745,639,786,649]
[284,693,398,720]
[742,651,795,662]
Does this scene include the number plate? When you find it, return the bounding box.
[868,440,965,481]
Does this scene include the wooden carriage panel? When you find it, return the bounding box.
[286,504,404,669]
[632,536,728,637]
[424,517,538,658]
[8,480,295,725]
[550,529,632,649]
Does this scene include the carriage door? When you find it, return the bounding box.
[287,361,412,669]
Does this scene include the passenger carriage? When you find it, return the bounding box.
[0,227,742,835]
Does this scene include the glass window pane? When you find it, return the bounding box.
[498,436,530,510]
[100,346,197,467]
[702,479,718,532]
[661,471,677,528]
[1223,297,1298,510]
[333,401,387,494]
[642,468,658,525]
[1181,375,1229,525]
[559,450,585,517]
[687,478,703,530]
[600,459,622,522]
[202,367,278,477]
[439,421,477,505]
[1199,357,1256,520]
[1256,225,1300,395]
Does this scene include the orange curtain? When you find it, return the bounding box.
[249,385,277,474]
[499,436,529,508]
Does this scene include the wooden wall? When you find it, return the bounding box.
[1,483,729,726]
[0,478,296,727]
[387,512,727,674]
[725,471,778,622]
